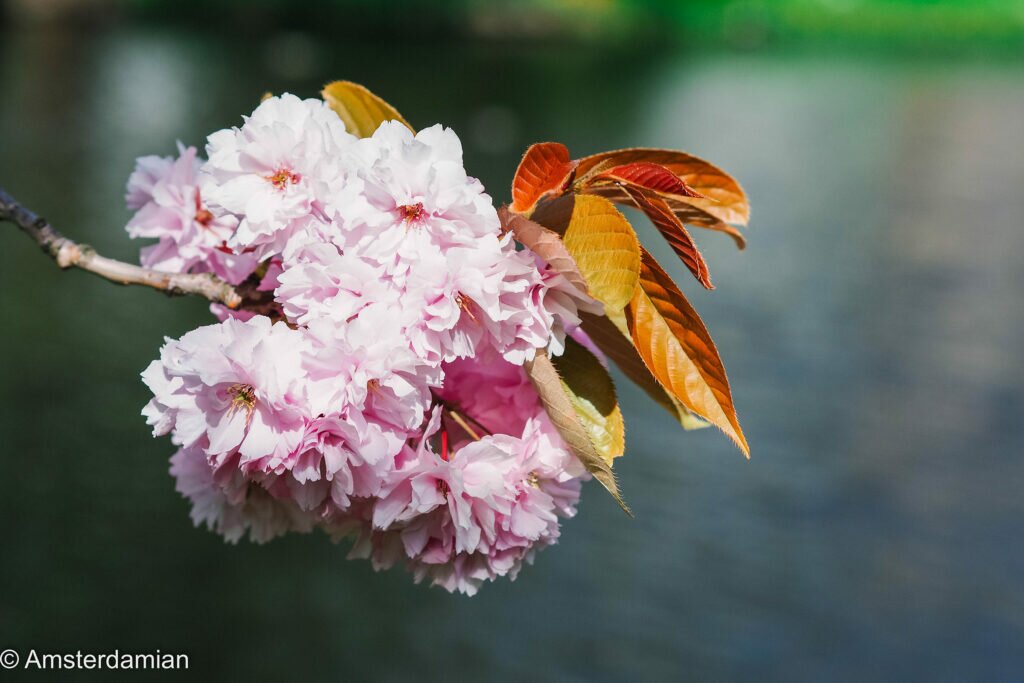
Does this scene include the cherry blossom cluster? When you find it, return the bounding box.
[128,94,597,595]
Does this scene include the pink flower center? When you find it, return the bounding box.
[265,167,301,191]
[398,202,425,224]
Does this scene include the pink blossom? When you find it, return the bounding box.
[135,103,600,595]
[405,416,582,595]
[142,313,437,502]
[340,357,585,595]
[125,144,258,284]
[523,247,604,357]
[373,409,516,552]
[208,304,261,323]
[141,316,311,467]
[435,352,539,436]
[274,120,593,366]
[285,413,402,509]
[274,243,395,328]
[338,122,500,261]
[203,94,359,259]
[170,445,316,544]
[301,318,439,434]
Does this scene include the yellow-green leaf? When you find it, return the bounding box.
[321,81,412,138]
[627,248,749,456]
[580,310,709,431]
[562,195,641,311]
[525,348,631,515]
[550,336,625,464]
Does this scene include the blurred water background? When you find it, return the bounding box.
[1,0,1023,680]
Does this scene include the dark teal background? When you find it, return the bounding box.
[1,3,1022,680]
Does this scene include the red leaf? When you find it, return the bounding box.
[620,185,714,290]
[586,184,747,250]
[510,143,576,215]
[594,162,703,198]
[576,147,750,226]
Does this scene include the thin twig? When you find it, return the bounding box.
[432,392,492,442]
[0,187,242,308]
[445,407,482,442]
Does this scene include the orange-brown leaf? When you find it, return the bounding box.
[580,310,709,431]
[511,143,576,215]
[321,81,412,138]
[620,185,713,290]
[593,162,703,198]
[498,205,588,294]
[576,147,749,226]
[627,248,749,456]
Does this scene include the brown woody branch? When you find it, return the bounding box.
[0,187,242,308]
